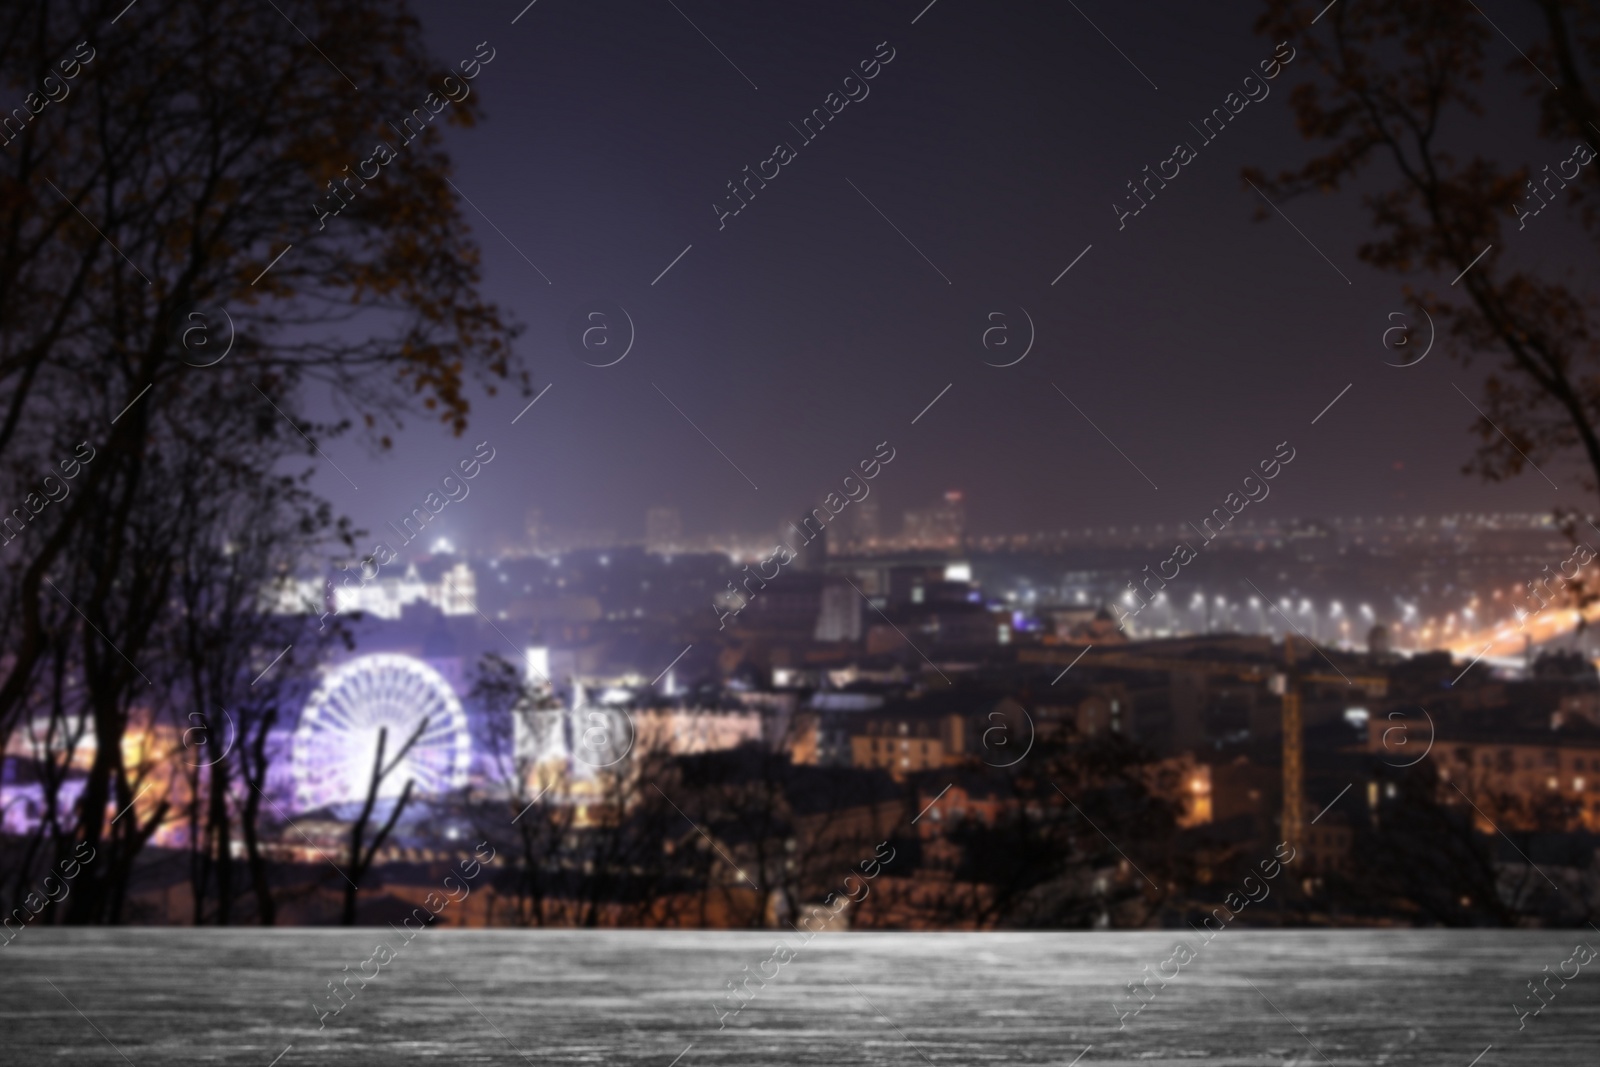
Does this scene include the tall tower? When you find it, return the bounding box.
[940,490,966,552]
[524,507,545,552]
[1281,635,1304,852]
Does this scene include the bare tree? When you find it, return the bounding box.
[341,718,428,925]
[171,471,343,925]
[234,699,281,926]
[2,630,90,922]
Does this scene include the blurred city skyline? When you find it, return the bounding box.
[12,0,1600,960]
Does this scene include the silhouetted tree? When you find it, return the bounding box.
[171,468,344,925]
[0,0,524,924]
[341,718,428,925]
[1250,0,1600,496]
[1342,762,1550,925]
[902,728,1185,929]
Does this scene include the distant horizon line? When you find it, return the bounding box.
[330,509,1581,563]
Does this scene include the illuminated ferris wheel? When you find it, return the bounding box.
[292,654,471,810]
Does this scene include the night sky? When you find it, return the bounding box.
[322,0,1578,553]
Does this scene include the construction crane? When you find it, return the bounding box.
[1023,637,1386,851]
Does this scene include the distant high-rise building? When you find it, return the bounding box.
[646,507,683,554]
[903,490,965,550]
[852,498,881,545]
[814,581,862,642]
[776,513,830,571]
[524,507,545,551]
[943,490,966,546]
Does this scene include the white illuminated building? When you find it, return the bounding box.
[514,646,569,772]
[333,561,477,619]
[264,561,478,619]
[511,646,761,796]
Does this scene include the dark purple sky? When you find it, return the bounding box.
[317,0,1577,553]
